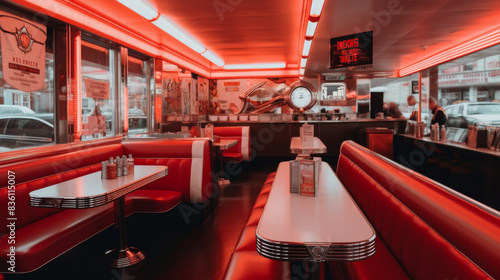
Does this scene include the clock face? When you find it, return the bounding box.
[290,87,313,108]
[287,81,316,112]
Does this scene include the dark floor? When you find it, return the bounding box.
[4,157,287,280]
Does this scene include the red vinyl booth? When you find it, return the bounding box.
[213,126,251,162]
[0,139,213,273]
[223,141,500,279]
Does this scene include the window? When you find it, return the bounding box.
[445,106,456,115]
[457,105,464,115]
[127,55,150,135]
[81,39,116,140]
[0,20,54,151]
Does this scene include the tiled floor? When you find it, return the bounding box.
[4,158,285,280]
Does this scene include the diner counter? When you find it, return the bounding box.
[400,134,500,157]
[161,119,407,158]
[394,134,500,210]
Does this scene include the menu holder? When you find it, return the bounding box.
[205,124,214,139]
[301,123,314,147]
[290,157,321,196]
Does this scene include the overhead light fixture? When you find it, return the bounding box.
[117,0,158,20]
[202,50,224,67]
[399,27,500,76]
[152,17,206,54]
[310,0,325,17]
[306,21,318,38]
[302,40,312,57]
[300,68,305,75]
[223,62,287,70]
[117,0,224,66]
[300,58,307,68]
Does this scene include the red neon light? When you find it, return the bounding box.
[399,27,500,77]
[210,69,300,79]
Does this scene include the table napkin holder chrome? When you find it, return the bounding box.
[290,157,321,196]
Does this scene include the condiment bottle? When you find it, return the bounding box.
[127,154,134,174]
[101,161,107,179]
[440,125,447,142]
[115,156,122,177]
[121,155,128,176]
[107,157,117,179]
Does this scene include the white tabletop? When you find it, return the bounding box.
[213,139,238,150]
[256,161,375,262]
[30,165,168,209]
[290,137,327,154]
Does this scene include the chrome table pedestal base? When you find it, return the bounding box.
[105,247,145,268]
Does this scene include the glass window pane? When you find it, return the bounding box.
[0,25,54,151]
[81,40,115,140]
[128,56,148,135]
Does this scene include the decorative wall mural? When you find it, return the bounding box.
[210,78,300,114]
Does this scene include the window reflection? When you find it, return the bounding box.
[127,56,148,135]
[81,40,115,140]
[0,27,54,150]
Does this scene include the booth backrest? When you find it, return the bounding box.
[0,163,103,234]
[337,140,500,279]
[0,144,125,186]
[122,139,213,203]
[213,126,251,161]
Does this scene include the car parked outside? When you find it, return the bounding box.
[444,102,500,128]
[0,115,54,148]
[0,105,36,115]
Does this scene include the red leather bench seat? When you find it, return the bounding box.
[223,173,290,280]
[122,139,213,203]
[213,126,251,162]
[336,140,499,279]
[0,139,213,273]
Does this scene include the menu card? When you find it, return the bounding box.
[301,123,314,147]
[290,157,321,196]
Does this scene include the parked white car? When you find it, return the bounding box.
[444,102,500,128]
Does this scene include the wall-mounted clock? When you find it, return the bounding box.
[286,81,317,112]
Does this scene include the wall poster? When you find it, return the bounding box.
[0,10,47,92]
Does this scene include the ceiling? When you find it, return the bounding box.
[9,0,500,79]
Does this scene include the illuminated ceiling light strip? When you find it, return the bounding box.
[117,0,158,20]
[305,21,318,38]
[223,62,287,70]
[117,0,224,66]
[310,0,325,17]
[301,58,307,68]
[201,50,224,67]
[300,68,305,75]
[302,40,312,57]
[152,17,206,54]
[399,27,500,77]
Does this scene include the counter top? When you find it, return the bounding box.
[401,134,500,157]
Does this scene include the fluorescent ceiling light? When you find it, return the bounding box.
[310,0,325,17]
[306,21,318,37]
[301,58,307,68]
[117,0,225,67]
[202,50,225,67]
[152,17,206,54]
[223,62,287,70]
[117,0,158,21]
[300,68,305,75]
[302,40,312,57]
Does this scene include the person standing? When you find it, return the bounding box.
[407,95,419,121]
[388,102,404,118]
[429,96,447,127]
